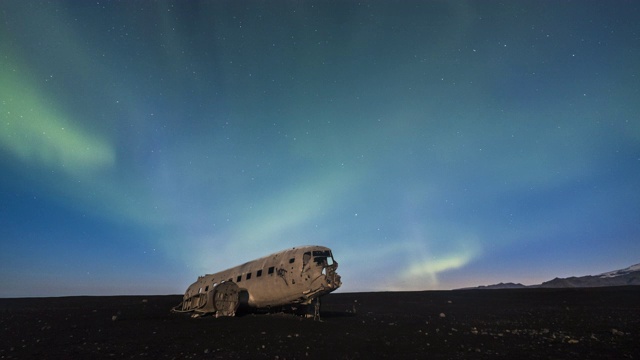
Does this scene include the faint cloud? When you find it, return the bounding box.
[403,250,477,281]
[0,66,115,176]
[398,231,482,289]
[181,170,361,270]
[336,229,482,292]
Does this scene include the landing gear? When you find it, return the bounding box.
[304,297,321,320]
[313,296,321,321]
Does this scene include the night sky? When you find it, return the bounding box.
[1,1,639,297]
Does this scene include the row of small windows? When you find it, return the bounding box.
[203,257,297,290]
[234,256,296,282]
[235,261,285,282]
[198,253,331,294]
[199,263,280,292]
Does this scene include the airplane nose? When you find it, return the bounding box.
[326,265,341,289]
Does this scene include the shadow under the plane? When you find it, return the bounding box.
[319,310,357,318]
[235,306,356,319]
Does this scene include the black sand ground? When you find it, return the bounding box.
[1,287,638,359]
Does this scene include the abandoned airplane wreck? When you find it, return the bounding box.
[172,245,342,318]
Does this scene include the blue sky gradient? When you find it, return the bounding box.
[1,1,639,296]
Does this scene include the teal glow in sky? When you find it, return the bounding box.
[1,1,639,296]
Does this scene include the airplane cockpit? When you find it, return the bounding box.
[303,249,336,270]
[302,249,341,290]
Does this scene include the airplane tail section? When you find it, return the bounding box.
[171,282,240,317]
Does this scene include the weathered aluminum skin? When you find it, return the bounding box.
[174,245,341,317]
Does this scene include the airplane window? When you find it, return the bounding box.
[268,267,275,274]
[246,273,252,280]
[313,250,331,257]
[257,270,262,277]
[289,257,295,264]
[315,255,333,266]
[236,275,242,282]
[303,252,311,266]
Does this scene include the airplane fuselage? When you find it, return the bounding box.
[175,245,341,316]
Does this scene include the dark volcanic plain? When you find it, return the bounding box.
[1,287,638,359]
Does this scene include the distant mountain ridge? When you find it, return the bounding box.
[474,282,527,290]
[465,263,640,290]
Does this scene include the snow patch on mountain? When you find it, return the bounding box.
[463,262,640,290]
[599,263,640,278]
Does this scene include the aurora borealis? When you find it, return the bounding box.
[1,1,639,296]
